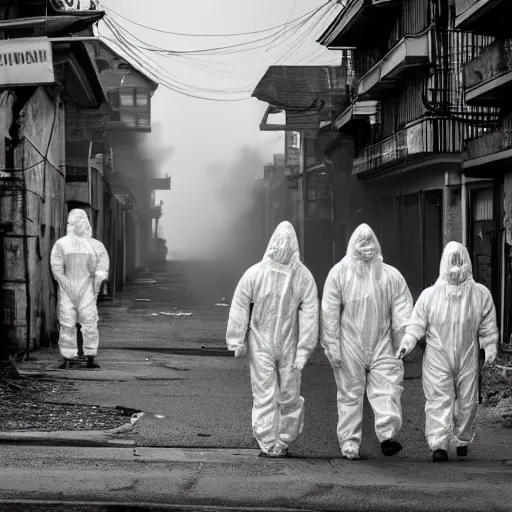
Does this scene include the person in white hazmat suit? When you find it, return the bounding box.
[226,221,319,458]
[321,223,413,460]
[50,209,110,369]
[396,241,499,462]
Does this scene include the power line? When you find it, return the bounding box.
[99,0,328,38]
[101,3,330,57]
[94,0,338,102]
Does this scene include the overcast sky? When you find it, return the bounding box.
[97,0,341,256]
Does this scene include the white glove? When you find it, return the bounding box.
[234,345,248,358]
[395,333,417,360]
[292,356,307,372]
[484,344,498,367]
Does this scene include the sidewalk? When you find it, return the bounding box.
[0,445,511,511]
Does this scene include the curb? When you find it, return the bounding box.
[0,412,144,447]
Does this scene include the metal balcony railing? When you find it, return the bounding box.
[353,117,462,175]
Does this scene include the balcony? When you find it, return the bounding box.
[112,185,136,210]
[335,100,380,131]
[353,117,462,177]
[464,38,512,106]
[356,32,431,98]
[65,164,89,205]
[454,0,511,36]
[149,177,171,191]
[317,0,400,48]
[462,127,512,177]
[149,204,163,220]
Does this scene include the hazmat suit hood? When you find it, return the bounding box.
[437,242,473,287]
[263,221,300,267]
[346,223,383,277]
[67,209,92,238]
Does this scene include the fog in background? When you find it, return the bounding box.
[100,0,341,298]
[167,145,275,295]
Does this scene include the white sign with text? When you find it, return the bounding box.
[54,0,99,10]
[0,37,54,86]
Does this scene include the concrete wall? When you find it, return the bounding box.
[108,132,152,269]
[1,87,66,353]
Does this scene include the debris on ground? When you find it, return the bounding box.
[0,378,131,432]
[159,311,193,317]
[133,279,158,285]
[482,353,512,428]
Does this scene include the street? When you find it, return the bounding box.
[2,259,512,511]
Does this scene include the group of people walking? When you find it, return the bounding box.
[226,221,499,463]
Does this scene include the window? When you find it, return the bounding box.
[120,93,134,106]
[136,92,148,106]
[138,115,151,128]
[120,113,137,128]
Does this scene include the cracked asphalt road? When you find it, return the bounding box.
[19,260,512,460]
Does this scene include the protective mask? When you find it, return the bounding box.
[448,265,462,284]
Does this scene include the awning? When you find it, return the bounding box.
[259,105,323,133]
[335,100,380,130]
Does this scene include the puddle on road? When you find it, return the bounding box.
[127,347,234,357]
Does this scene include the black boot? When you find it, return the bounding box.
[432,449,449,462]
[456,446,468,457]
[86,356,100,369]
[381,439,403,457]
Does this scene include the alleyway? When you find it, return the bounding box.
[19,260,512,460]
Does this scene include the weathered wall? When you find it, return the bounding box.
[1,86,65,353]
[444,185,463,245]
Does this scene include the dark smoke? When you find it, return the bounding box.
[109,123,174,207]
[173,145,269,298]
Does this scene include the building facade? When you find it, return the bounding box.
[0,2,105,355]
[454,0,512,350]
[318,0,496,301]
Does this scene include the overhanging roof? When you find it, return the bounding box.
[253,66,347,133]
[52,39,107,108]
[252,66,346,110]
[88,38,160,92]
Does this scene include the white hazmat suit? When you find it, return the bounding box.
[397,242,499,461]
[50,209,110,366]
[321,224,413,459]
[226,221,319,457]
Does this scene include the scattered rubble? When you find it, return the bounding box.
[0,378,131,432]
[482,354,512,428]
